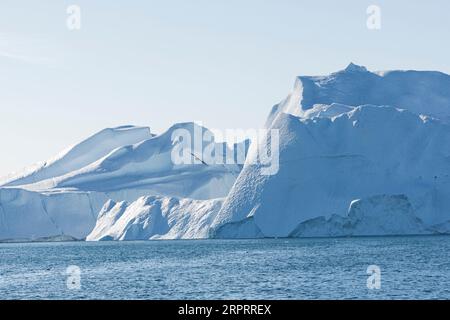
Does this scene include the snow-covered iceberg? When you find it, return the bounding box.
[211,64,450,238]
[0,123,246,240]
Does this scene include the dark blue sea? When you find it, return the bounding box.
[1,236,449,299]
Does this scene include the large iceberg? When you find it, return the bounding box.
[211,64,450,238]
[0,123,246,240]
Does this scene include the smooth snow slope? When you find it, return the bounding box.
[0,126,153,187]
[0,123,246,240]
[211,64,450,238]
[2,123,244,200]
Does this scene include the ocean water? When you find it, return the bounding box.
[0,236,449,300]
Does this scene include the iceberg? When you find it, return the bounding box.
[211,64,450,238]
[0,123,246,240]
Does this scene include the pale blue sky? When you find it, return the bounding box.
[1,0,449,176]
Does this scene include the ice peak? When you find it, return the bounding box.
[344,63,368,73]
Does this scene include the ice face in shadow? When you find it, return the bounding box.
[0,187,108,240]
[289,194,429,238]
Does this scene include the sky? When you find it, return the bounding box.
[0,0,449,176]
